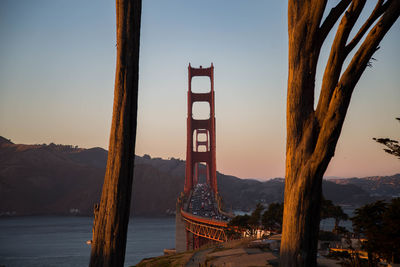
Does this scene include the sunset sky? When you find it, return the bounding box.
[0,1,399,180]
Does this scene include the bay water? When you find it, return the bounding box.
[0,208,355,267]
[0,216,175,267]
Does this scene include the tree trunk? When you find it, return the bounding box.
[280,1,399,266]
[89,1,141,267]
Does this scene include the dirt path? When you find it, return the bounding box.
[185,248,214,267]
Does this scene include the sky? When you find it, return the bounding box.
[0,1,399,180]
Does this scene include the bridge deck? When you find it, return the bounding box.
[180,183,231,243]
[185,183,229,223]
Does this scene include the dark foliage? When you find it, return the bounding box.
[228,214,251,229]
[248,203,265,228]
[227,214,251,238]
[352,198,400,264]
[321,197,349,231]
[373,118,400,159]
[318,230,340,241]
[262,202,284,233]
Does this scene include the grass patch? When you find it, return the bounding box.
[211,245,229,253]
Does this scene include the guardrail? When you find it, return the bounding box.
[180,209,228,227]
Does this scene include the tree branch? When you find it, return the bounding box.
[316,0,366,123]
[345,0,391,54]
[313,0,400,168]
[340,0,400,92]
[319,0,352,45]
[373,137,400,158]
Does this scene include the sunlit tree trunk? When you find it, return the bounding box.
[89,0,141,266]
[280,1,399,266]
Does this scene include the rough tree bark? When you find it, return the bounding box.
[280,1,399,266]
[89,0,141,266]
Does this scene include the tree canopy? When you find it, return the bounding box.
[320,197,348,232]
[352,198,400,265]
[262,202,284,233]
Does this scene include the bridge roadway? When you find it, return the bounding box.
[188,183,228,221]
[180,183,230,245]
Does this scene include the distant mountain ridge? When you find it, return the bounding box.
[0,137,399,216]
[328,175,400,198]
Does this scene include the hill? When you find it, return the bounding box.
[328,175,400,198]
[1,137,399,216]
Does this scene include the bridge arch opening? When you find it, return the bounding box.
[190,76,211,93]
[197,131,208,142]
[192,101,210,120]
[196,146,207,152]
[193,129,210,152]
[195,162,208,184]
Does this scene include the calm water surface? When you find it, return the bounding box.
[0,216,175,267]
[0,208,355,267]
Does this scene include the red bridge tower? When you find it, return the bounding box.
[184,63,217,195]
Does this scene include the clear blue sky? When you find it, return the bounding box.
[0,1,399,179]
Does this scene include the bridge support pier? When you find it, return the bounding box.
[175,201,188,253]
[186,230,193,251]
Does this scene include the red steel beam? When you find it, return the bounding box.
[181,209,228,228]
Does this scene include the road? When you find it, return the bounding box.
[187,183,228,221]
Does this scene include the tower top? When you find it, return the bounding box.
[188,63,213,77]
